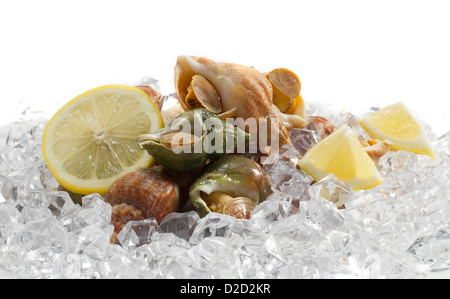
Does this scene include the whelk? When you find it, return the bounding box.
[189,154,272,219]
[105,166,181,242]
[138,109,250,173]
[174,55,307,147]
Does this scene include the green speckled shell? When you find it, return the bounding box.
[139,109,249,173]
[189,155,272,217]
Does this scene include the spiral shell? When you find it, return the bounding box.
[175,55,273,120]
[222,196,257,219]
[189,154,272,219]
[104,166,180,223]
[175,55,302,149]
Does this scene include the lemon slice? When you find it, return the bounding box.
[299,124,383,190]
[42,85,164,195]
[358,102,435,159]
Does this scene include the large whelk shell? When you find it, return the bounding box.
[175,55,273,121]
[175,55,296,147]
[104,166,180,223]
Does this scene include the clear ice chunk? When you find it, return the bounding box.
[190,235,239,278]
[47,191,76,219]
[407,227,450,271]
[250,195,292,232]
[159,211,200,241]
[289,122,321,156]
[309,174,353,208]
[0,202,21,226]
[1,100,450,278]
[53,253,100,279]
[267,160,312,199]
[138,76,161,93]
[189,212,236,245]
[334,110,369,138]
[117,218,160,250]
[298,197,345,234]
[71,224,114,259]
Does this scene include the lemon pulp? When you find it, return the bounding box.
[358,102,435,159]
[42,85,164,195]
[299,124,382,190]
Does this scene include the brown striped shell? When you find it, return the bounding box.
[174,55,295,147]
[104,166,180,223]
[175,55,274,120]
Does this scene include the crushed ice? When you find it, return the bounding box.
[0,103,450,278]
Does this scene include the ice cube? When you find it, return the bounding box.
[62,193,111,231]
[47,191,77,219]
[298,197,345,234]
[289,122,321,156]
[71,224,114,259]
[266,159,312,200]
[1,102,450,278]
[189,212,236,245]
[53,253,100,279]
[189,236,238,278]
[407,228,450,271]
[159,211,199,241]
[117,218,159,250]
[0,202,21,226]
[309,174,353,208]
[250,197,292,232]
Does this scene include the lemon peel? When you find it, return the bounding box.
[358,102,435,159]
[42,85,164,195]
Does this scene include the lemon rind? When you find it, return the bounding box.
[358,119,436,160]
[42,85,164,195]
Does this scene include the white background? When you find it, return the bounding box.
[0,0,449,278]
[1,0,450,135]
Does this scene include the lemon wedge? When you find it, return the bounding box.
[42,85,164,195]
[299,124,383,190]
[358,102,435,159]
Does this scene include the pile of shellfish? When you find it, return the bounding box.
[94,55,390,243]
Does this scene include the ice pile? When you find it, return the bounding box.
[0,105,450,278]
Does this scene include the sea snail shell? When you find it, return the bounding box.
[105,166,180,223]
[189,154,272,219]
[175,55,273,120]
[175,55,299,147]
